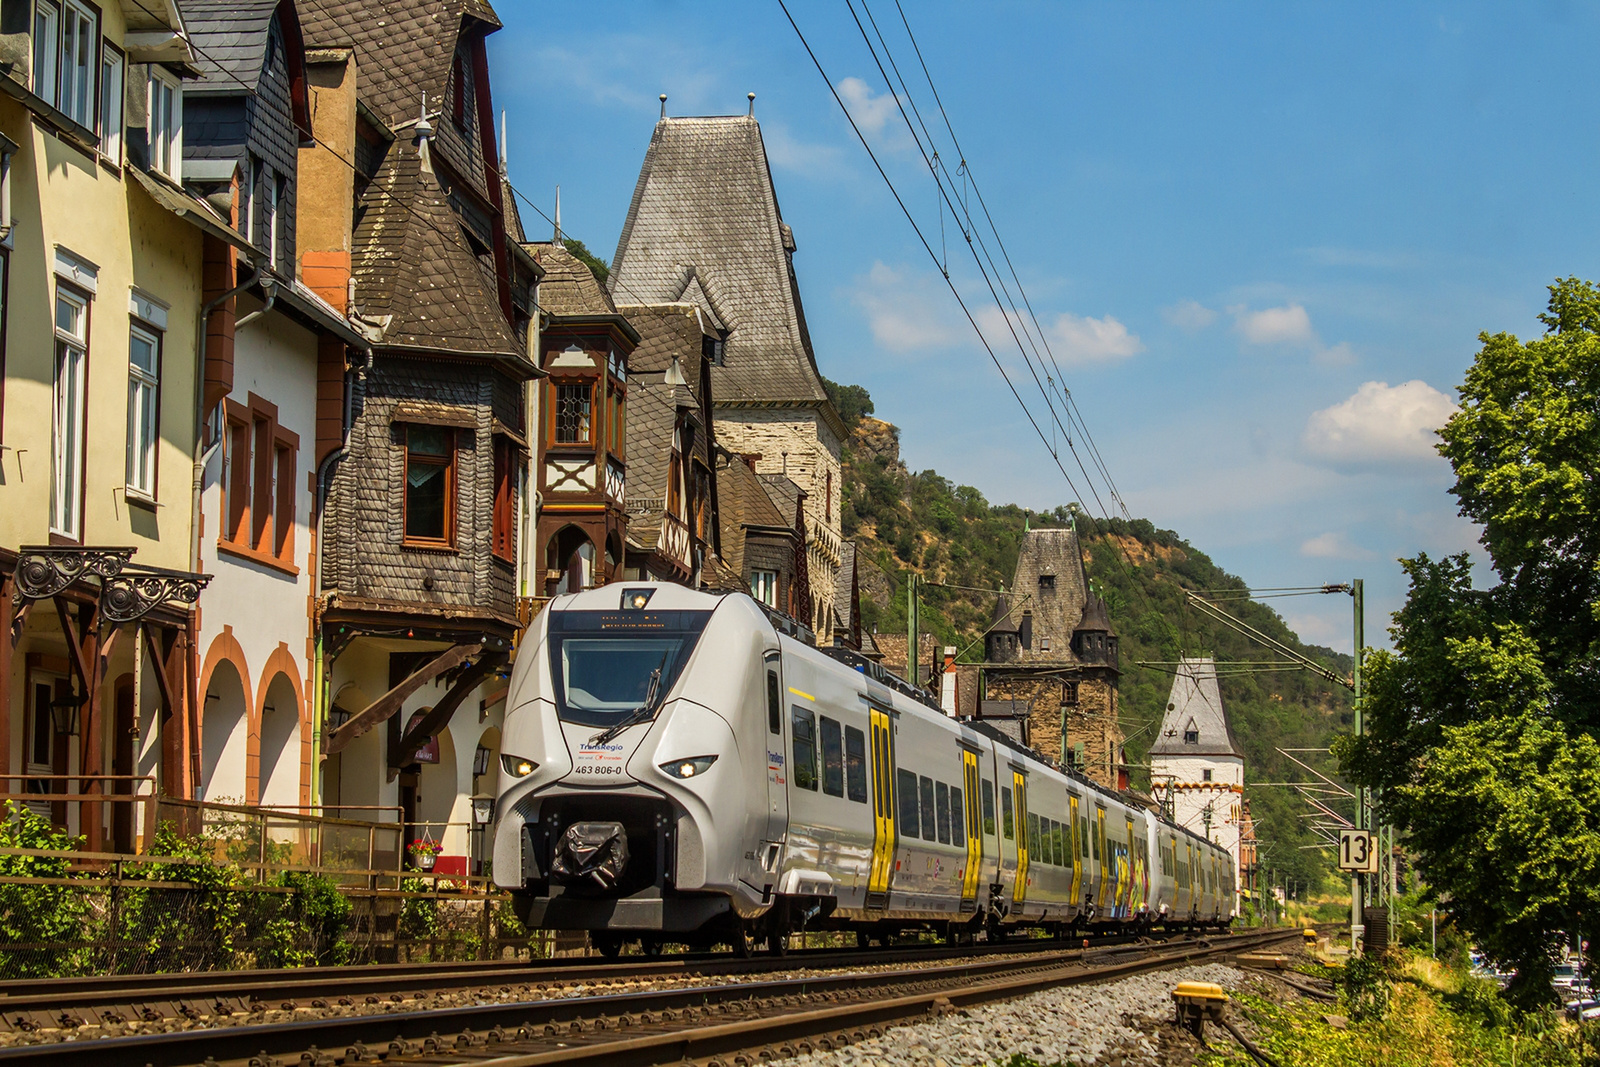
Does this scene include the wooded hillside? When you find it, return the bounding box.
[828,379,1353,892]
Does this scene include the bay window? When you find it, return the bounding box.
[551,380,592,446]
[404,424,455,546]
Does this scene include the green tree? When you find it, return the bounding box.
[562,238,609,286]
[1341,277,1600,1006]
[822,376,875,429]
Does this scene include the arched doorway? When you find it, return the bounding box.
[201,661,249,803]
[414,726,459,871]
[257,673,301,809]
[546,525,594,594]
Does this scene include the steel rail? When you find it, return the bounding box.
[0,927,1310,1066]
[0,929,1168,1027]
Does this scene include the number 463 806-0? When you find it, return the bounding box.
[1338,829,1380,873]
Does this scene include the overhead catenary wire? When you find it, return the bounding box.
[775,0,1094,514]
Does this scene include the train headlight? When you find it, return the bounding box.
[660,755,718,779]
[501,754,538,778]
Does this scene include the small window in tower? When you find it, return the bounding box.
[1184,719,1199,744]
[1041,637,1050,652]
[1038,574,1055,594]
[1202,769,1213,782]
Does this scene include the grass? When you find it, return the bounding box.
[1195,950,1599,1067]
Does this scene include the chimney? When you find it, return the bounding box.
[297,47,357,312]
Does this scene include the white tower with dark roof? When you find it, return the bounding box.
[1149,658,1245,897]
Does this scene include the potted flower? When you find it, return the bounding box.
[408,837,443,872]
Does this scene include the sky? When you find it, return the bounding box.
[488,2,1600,653]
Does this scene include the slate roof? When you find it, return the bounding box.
[832,541,857,635]
[299,0,525,363]
[1005,526,1090,666]
[529,241,618,318]
[620,383,680,550]
[1148,658,1243,759]
[609,116,832,408]
[621,302,714,376]
[757,472,806,526]
[182,0,280,93]
[298,0,500,130]
[715,456,791,580]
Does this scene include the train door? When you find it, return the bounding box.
[1123,815,1138,916]
[959,747,982,913]
[1067,792,1082,915]
[865,704,897,909]
[1010,768,1029,909]
[762,653,788,851]
[1095,805,1107,918]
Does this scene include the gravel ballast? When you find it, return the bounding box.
[785,961,1245,1067]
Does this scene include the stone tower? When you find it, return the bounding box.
[979,525,1126,789]
[1148,658,1246,901]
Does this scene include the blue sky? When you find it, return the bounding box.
[489,3,1598,652]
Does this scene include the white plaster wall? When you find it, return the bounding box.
[1152,753,1246,889]
[196,297,319,804]
[258,674,301,808]
[201,660,249,803]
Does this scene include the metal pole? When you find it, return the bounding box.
[1352,577,1364,956]
[906,574,918,687]
[1431,909,1437,959]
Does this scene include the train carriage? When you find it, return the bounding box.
[492,584,1235,953]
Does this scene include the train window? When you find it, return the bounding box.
[981,780,996,836]
[951,785,965,841]
[1053,821,1066,866]
[920,776,937,842]
[1092,822,1100,861]
[1027,813,1040,860]
[791,707,818,790]
[1000,786,1014,839]
[1081,817,1090,857]
[934,781,951,844]
[766,670,781,735]
[844,726,868,803]
[1040,819,1053,865]
[820,717,844,797]
[897,768,920,836]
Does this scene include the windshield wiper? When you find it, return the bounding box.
[589,656,668,747]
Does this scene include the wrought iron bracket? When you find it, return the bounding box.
[100,564,212,624]
[12,545,134,603]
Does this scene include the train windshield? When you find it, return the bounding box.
[547,610,713,727]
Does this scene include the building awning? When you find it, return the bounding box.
[129,167,256,255]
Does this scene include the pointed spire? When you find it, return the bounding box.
[553,185,562,244]
[659,93,667,119]
[499,109,508,177]
[748,91,756,116]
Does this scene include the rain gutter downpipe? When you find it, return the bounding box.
[310,343,372,809]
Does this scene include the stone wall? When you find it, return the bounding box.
[984,673,1125,791]
[715,403,842,637]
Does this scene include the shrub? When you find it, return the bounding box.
[0,801,89,978]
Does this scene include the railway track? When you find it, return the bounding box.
[0,932,1148,1034]
[0,926,1309,1066]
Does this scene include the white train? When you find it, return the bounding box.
[492,584,1235,954]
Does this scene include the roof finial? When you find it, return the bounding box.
[748,91,756,116]
[553,185,562,244]
[659,93,667,119]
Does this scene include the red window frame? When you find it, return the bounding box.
[403,423,457,549]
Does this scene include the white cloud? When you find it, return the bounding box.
[975,305,1143,366]
[850,262,961,355]
[1162,300,1217,332]
[763,123,847,179]
[1045,312,1144,364]
[1302,380,1458,466]
[1313,342,1359,367]
[838,77,902,137]
[1233,303,1315,346]
[1300,531,1378,560]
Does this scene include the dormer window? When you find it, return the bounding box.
[1038,574,1055,594]
[451,46,475,129]
[702,335,725,365]
[1183,719,1199,745]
